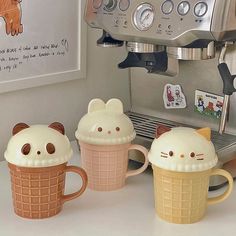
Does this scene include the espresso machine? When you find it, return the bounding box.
[85,0,236,189]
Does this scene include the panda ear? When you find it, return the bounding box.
[12,123,30,135]
[49,122,65,135]
[88,99,106,113]
[106,99,123,114]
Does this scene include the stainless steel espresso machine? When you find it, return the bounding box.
[85,0,236,189]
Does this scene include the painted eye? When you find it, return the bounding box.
[46,143,55,154]
[21,143,31,155]
[169,151,174,157]
[116,127,120,132]
[190,152,195,158]
[98,127,103,132]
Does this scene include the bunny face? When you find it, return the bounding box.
[76,99,136,145]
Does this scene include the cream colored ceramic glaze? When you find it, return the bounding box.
[75,98,136,145]
[4,125,73,167]
[148,127,218,172]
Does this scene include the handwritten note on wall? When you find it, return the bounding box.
[0,39,69,73]
[0,0,81,91]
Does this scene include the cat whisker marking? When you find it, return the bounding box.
[161,155,168,158]
[196,154,204,156]
[161,152,168,155]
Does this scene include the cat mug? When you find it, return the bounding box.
[149,126,234,224]
[76,98,149,191]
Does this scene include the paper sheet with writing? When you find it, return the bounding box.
[0,0,79,82]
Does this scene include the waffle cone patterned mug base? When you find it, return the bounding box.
[149,127,234,224]
[153,166,233,224]
[79,142,149,191]
[9,163,87,219]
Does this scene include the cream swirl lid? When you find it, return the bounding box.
[4,122,73,167]
[75,98,136,145]
[148,127,218,172]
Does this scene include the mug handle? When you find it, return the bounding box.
[62,166,88,204]
[126,144,149,178]
[207,169,234,205]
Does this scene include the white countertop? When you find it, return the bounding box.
[1,142,236,236]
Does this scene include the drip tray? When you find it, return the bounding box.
[127,111,236,189]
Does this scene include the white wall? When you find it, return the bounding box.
[0,28,131,161]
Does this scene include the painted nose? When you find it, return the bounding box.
[37,151,41,155]
[108,131,111,134]
[180,154,185,158]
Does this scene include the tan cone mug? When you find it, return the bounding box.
[153,166,233,224]
[5,122,88,219]
[76,98,149,191]
[149,126,234,224]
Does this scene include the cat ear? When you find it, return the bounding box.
[155,125,171,138]
[88,99,106,113]
[196,127,211,141]
[12,123,30,135]
[49,122,65,135]
[106,99,123,114]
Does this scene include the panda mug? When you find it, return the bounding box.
[5,122,88,219]
[76,98,149,191]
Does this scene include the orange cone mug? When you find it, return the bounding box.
[5,122,88,219]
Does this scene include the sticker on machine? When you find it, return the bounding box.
[163,84,187,109]
[194,90,224,119]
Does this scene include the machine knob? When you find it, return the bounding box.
[93,0,103,9]
[178,1,190,16]
[119,0,130,11]
[104,0,117,11]
[161,0,174,15]
[194,2,208,17]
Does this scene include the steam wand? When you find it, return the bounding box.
[218,42,236,134]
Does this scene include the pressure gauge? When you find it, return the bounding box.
[133,4,155,31]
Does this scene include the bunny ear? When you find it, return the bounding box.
[155,125,171,138]
[106,99,123,114]
[88,99,106,113]
[196,127,211,141]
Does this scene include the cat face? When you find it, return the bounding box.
[4,122,73,167]
[76,99,136,145]
[148,127,218,172]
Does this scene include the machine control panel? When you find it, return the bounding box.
[85,0,218,46]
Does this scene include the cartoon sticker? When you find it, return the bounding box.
[163,84,187,109]
[194,90,224,119]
